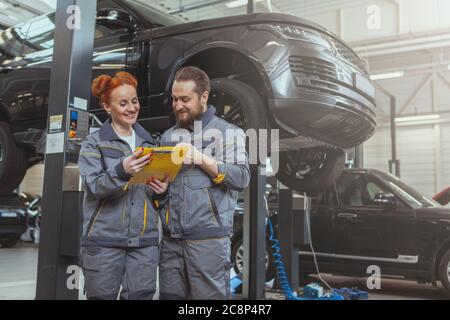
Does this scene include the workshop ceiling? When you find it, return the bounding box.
[0,0,366,29]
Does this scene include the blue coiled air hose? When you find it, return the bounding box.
[267,218,343,300]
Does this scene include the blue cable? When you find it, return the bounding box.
[267,218,344,300]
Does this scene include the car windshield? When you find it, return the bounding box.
[122,0,183,27]
[375,171,440,208]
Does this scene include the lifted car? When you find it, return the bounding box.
[0,0,376,194]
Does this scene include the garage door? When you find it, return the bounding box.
[364,124,436,198]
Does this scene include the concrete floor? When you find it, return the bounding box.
[0,243,448,300]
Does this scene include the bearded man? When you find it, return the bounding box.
[156,66,250,300]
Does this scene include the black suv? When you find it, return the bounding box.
[232,169,450,293]
[0,0,376,195]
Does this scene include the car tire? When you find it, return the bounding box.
[439,249,450,293]
[0,122,28,194]
[0,238,19,248]
[275,147,345,194]
[210,78,267,132]
[231,234,276,281]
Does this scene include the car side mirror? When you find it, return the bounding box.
[373,192,397,209]
[96,9,137,32]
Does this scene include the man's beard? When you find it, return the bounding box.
[175,104,203,130]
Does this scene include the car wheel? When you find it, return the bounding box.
[439,249,450,292]
[275,147,345,194]
[0,238,19,248]
[231,235,275,281]
[210,78,267,132]
[0,122,28,194]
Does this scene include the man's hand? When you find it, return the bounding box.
[147,174,170,195]
[176,143,203,165]
[123,148,152,176]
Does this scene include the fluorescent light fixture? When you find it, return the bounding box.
[370,71,404,81]
[395,114,440,123]
[225,0,263,9]
[99,64,126,68]
[6,15,19,21]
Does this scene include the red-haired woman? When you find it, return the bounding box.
[78,72,169,300]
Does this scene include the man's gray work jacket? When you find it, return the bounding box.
[158,105,251,240]
[78,118,159,248]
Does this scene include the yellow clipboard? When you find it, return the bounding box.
[128,146,189,185]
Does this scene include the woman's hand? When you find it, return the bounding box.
[123,148,152,176]
[147,174,170,195]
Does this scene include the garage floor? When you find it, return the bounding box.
[0,243,448,300]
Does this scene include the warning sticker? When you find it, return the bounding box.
[49,115,63,133]
[46,132,65,154]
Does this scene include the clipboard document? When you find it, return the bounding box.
[128,146,189,185]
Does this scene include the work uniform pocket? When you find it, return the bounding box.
[183,175,220,230]
[99,145,126,170]
[81,246,102,272]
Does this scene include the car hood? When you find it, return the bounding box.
[415,207,450,221]
[152,12,341,41]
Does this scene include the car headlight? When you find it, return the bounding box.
[270,24,331,48]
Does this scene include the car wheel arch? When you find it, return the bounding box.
[433,237,450,281]
[166,46,273,101]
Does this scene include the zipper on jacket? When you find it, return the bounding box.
[128,185,133,236]
[122,198,126,229]
[87,201,104,237]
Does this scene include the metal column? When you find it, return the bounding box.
[389,96,400,177]
[247,0,255,14]
[36,0,97,300]
[242,164,267,299]
[376,85,400,177]
[276,185,299,291]
[354,144,364,168]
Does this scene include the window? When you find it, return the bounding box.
[122,0,183,27]
[20,0,132,55]
[374,171,439,208]
[337,173,397,207]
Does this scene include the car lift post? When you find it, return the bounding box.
[276,185,311,292]
[354,144,364,168]
[36,0,97,300]
[242,163,267,299]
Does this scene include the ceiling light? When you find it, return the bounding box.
[395,114,440,123]
[225,0,263,9]
[370,71,404,81]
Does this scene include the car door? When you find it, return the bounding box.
[333,172,415,265]
[298,188,338,274]
[308,189,337,254]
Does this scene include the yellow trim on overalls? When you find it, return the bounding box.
[153,200,159,209]
[79,152,101,158]
[212,173,226,184]
[141,199,148,236]
[165,207,170,225]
